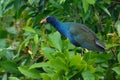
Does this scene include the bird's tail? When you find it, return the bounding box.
[95,40,106,52]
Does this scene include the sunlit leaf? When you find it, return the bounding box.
[48,31,62,51]
[104,0,111,4]
[106,43,119,49]
[28,0,34,5]
[9,77,19,80]
[98,5,111,16]
[49,57,67,70]
[82,71,95,80]
[58,0,66,4]
[30,62,49,69]
[23,26,36,33]
[34,34,38,45]
[82,0,95,13]
[41,47,55,59]
[41,73,51,80]
[82,0,89,13]
[115,21,120,37]
[69,54,88,71]
[87,0,95,4]
[112,67,120,75]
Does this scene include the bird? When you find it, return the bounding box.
[40,16,105,52]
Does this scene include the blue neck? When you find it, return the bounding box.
[47,17,69,37]
[49,19,61,29]
[48,19,66,34]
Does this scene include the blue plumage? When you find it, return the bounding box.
[41,16,105,52]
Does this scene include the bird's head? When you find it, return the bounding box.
[40,16,56,24]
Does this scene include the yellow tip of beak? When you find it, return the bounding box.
[40,19,47,23]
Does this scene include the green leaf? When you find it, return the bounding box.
[115,21,120,37]
[41,73,51,80]
[52,70,64,80]
[23,26,36,33]
[112,67,120,75]
[6,26,18,34]
[49,0,63,9]
[14,0,22,10]
[18,66,41,79]
[95,53,112,63]
[99,5,111,16]
[0,2,3,17]
[83,53,96,64]
[58,0,66,4]
[82,71,95,80]
[28,0,34,5]
[48,31,62,51]
[41,47,55,59]
[2,73,7,80]
[49,57,67,70]
[1,61,20,74]
[87,0,95,4]
[82,0,89,13]
[70,54,87,71]
[30,62,49,69]
[34,34,39,45]
[4,1,14,14]
[70,54,82,66]
[5,51,15,60]
[0,39,6,48]
[9,77,19,80]
[106,43,119,49]
[82,0,95,13]
[118,52,120,64]
[104,0,111,4]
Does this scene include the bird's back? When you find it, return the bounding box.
[63,22,105,52]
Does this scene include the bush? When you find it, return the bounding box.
[0,0,120,80]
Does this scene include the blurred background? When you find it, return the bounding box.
[0,0,120,80]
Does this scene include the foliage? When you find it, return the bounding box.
[0,0,120,80]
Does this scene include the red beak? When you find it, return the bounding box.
[40,18,47,23]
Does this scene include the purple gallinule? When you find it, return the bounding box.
[41,16,105,52]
